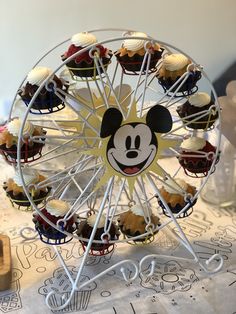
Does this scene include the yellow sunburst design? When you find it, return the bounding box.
[87,102,179,195]
[57,85,130,147]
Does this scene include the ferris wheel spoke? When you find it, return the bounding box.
[65,168,109,220]
[34,155,95,189]
[96,56,126,118]
[149,170,186,196]
[133,186,152,224]
[139,53,152,117]
[54,86,94,114]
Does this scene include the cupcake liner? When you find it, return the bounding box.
[115,49,163,75]
[19,83,68,114]
[33,221,75,245]
[177,101,218,130]
[4,187,51,208]
[66,56,112,78]
[158,70,202,96]
[178,157,219,177]
[77,220,118,254]
[0,141,44,164]
[119,224,159,244]
[158,198,196,218]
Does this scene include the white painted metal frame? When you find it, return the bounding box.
[11,29,223,311]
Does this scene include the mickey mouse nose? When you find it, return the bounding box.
[126,151,138,158]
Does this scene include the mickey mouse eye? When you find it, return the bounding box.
[135,135,141,149]
[125,136,131,150]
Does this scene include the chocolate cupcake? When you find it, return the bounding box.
[158,178,197,218]
[115,32,163,75]
[178,137,219,177]
[177,92,218,130]
[77,213,119,255]
[33,199,77,244]
[3,168,51,210]
[18,67,69,114]
[0,118,45,163]
[158,53,201,96]
[62,32,112,79]
[118,205,160,242]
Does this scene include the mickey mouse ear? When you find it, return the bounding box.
[100,108,123,138]
[146,105,172,133]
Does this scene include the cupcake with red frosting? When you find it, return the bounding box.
[177,92,218,130]
[62,32,112,78]
[77,213,119,255]
[33,199,77,244]
[0,118,45,163]
[115,32,163,74]
[178,137,219,177]
[158,53,201,96]
[18,66,69,114]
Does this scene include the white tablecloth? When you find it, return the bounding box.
[0,158,236,314]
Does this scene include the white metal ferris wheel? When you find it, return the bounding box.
[4,28,223,311]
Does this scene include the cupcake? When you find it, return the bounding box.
[18,67,69,114]
[158,53,201,95]
[177,92,218,130]
[3,168,51,209]
[33,199,77,244]
[39,266,97,313]
[0,118,45,163]
[61,32,112,79]
[118,205,160,242]
[76,213,119,255]
[115,32,163,75]
[158,178,197,218]
[178,137,219,177]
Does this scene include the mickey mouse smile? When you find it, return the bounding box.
[111,150,155,175]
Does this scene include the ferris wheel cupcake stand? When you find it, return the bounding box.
[5,29,223,311]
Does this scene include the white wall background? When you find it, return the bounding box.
[0,0,236,109]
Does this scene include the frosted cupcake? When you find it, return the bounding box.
[177,92,218,130]
[77,213,119,255]
[158,178,197,218]
[178,137,219,177]
[118,205,160,242]
[33,199,77,244]
[115,32,163,74]
[3,168,51,209]
[62,32,112,78]
[18,66,69,114]
[0,118,45,163]
[158,53,201,95]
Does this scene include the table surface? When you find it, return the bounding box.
[0,158,236,314]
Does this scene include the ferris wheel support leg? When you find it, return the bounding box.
[146,174,224,274]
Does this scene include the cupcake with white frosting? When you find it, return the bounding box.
[3,168,51,209]
[115,32,163,74]
[158,178,197,217]
[33,199,77,244]
[76,213,119,254]
[178,137,219,176]
[0,117,45,163]
[177,92,218,129]
[118,205,160,242]
[61,32,112,78]
[158,53,201,95]
[18,66,69,114]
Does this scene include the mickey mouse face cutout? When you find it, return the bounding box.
[100,105,173,177]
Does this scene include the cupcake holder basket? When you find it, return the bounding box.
[5,29,224,312]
